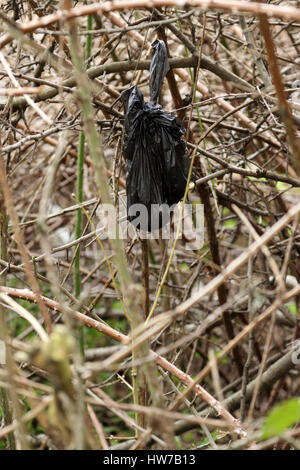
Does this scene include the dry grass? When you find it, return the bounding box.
[0,0,300,450]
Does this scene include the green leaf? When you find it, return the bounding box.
[276,181,289,191]
[261,398,300,440]
[223,218,237,228]
[180,262,189,272]
[287,301,297,315]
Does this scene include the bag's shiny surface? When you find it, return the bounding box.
[121,40,190,231]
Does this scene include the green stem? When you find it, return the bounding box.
[86,15,93,60]
[73,14,93,358]
[74,131,84,299]
[0,196,16,450]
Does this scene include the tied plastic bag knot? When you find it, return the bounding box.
[121,39,190,232]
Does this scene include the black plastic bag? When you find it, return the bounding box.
[121,40,190,232]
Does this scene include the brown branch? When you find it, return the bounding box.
[213,349,297,416]
[102,10,285,153]
[174,348,297,438]
[169,284,300,411]
[164,198,300,318]
[2,1,300,37]
[0,55,253,112]
[196,165,244,376]
[258,14,300,175]
[0,285,243,434]
[0,149,52,333]
[0,86,44,96]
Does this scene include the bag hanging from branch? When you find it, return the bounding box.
[121,40,190,232]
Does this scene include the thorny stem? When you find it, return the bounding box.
[74,12,93,358]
